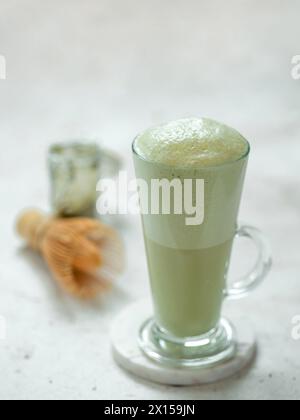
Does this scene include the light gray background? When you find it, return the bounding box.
[0,0,299,400]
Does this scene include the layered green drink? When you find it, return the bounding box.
[133,118,249,338]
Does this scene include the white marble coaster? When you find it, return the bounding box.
[111,300,257,386]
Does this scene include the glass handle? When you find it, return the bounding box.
[225,225,272,300]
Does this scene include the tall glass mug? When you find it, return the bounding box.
[132,119,272,368]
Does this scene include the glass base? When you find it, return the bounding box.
[138,318,237,368]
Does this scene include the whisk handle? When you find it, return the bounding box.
[16,210,51,250]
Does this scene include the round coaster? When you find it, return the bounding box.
[111,300,257,386]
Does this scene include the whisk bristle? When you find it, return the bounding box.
[16,210,125,299]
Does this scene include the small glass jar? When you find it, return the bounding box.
[48,141,120,217]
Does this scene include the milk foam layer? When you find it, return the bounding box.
[134,118,249,168]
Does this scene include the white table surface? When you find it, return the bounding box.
[0,0,299,400]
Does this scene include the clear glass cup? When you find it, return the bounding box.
[132,130,272,368]
[49,141,121,218]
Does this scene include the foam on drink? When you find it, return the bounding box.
[134,118,249,168]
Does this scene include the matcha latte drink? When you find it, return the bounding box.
[133,118,272,367]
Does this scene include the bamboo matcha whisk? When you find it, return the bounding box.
[17,210,125,299]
